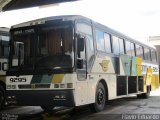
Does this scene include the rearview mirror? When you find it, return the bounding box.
[77,36,85,52]
[77,58,84,69]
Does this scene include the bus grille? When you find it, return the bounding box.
[18,84,50,89]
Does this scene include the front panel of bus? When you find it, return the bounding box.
[6,20,77,107]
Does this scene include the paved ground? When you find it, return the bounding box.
[0,88,160,120]
[77,88,160,120]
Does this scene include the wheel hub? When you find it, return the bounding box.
[97,89,104,104]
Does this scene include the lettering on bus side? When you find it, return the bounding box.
[0,62,8,71]
[153,67,159,73]
[10,78,27,83]
[141,65,147,72]
[141,65,159,73]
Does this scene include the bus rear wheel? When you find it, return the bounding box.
[137,86,150,98]
[90,82,106,113]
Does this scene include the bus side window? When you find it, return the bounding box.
[3,44,9,58]
[112,36,120,55]
[86,34,94,69]
[104,33,111,53]
[136,44,142,57]
[76,22,94,69]
[135,44,143,58]
[119,38,125,54]
[151,49,157,62]
[0,41,9,58]
[125,40,131,56]
[144,47,150,61]
[155,51,158,62]
[130,42,135,56]
[95,29,105,52]
[149,49,152,62]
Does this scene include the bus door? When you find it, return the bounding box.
[0,40,9,75]
[76,22,95,105]
[76,22,94,80]
[76,35,87,80]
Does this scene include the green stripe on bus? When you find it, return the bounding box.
[41,75,53,83]
[31,75,43,83]
[131,56,138,76]
[120,54,131,76]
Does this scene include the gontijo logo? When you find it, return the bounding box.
[100,60,110,72]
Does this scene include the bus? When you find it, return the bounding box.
[6,15,159,112]
[0,27,9,110]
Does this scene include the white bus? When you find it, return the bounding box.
[0,27,9,110]
[6,15,159,112]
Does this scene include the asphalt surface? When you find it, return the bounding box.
[0,88,160,120]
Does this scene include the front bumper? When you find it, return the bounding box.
[6,89,75,107]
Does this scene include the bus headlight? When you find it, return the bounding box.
[7,85,16,89]
[7,85,11,89]
[60,84,65,88]
[11,85,16,89]
[54,84,59,88]
[67,83,73,88]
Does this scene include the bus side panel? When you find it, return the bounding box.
[90,55,117,100]
[151,65,159,90]
[151,75,159,90]
[75,81,88,106]
[142,62,159,92]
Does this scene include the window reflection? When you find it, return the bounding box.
[104,33,111,53]
[96,30,105,52]
[112,36,119,55]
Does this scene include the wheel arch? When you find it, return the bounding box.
[0,80,6,91]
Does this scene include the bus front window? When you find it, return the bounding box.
[10,25,74,73]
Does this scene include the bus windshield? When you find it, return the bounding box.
[10,23,74,73]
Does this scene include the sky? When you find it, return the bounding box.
[0,0,160,44]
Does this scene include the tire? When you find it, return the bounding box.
[0,85,5,110]
[41,105,55,112]
[137,86,150,99]
[90,82,106,113]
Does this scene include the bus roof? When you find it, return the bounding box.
[11,15,87,29]
[11,15,155,50]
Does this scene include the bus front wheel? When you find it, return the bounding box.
[90,82,106,113]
